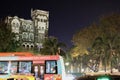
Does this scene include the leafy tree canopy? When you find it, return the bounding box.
[40,36,66,56]
[0,19,20,52]
[72,13,120,57]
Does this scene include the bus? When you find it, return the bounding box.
[0,52,66,80]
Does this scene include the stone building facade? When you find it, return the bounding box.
[6,9,49,50]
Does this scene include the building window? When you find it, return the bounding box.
[11,19,20,33]
[23,44,25,48]
[38,26,41,30]
[26,25,30,32]
[44,19,47,22]
[31,45,34,48]
[41,19,43,22]
[42,27,44,30]
[30,25,34,32]
[29,33,34,41]
[15,35,19,41]
[22,25,27,31]
[22,32,28,41]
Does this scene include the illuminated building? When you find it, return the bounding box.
[6,9,49,50]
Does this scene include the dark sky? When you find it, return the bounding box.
[0,0,120,48]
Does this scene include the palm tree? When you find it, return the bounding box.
[40,36,66,56]
[106,34,120,73]
[114,35,120,72]
[92,34,120,73]
[92,37,107,72]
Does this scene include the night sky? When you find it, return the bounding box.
[0,0,120,48]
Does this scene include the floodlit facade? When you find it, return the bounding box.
[6,9,49,50]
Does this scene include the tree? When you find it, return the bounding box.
[40,36,66,56]
[99,13,120,72]
[0,19,20,52]
[72,13,120,72]
[72,23,101,57]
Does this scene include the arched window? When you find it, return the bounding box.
[29,33,34,41]
[11,18,20,33]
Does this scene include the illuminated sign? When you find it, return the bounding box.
[97,75,111,80]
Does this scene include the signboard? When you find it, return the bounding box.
[33,60,45,64]
[44,74,62,80]
[18,55,60,61]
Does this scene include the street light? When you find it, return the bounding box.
[65,62,70,73]
[65,62,69,66]
[58,47,60,54]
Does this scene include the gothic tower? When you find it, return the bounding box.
[31,9,49,50]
